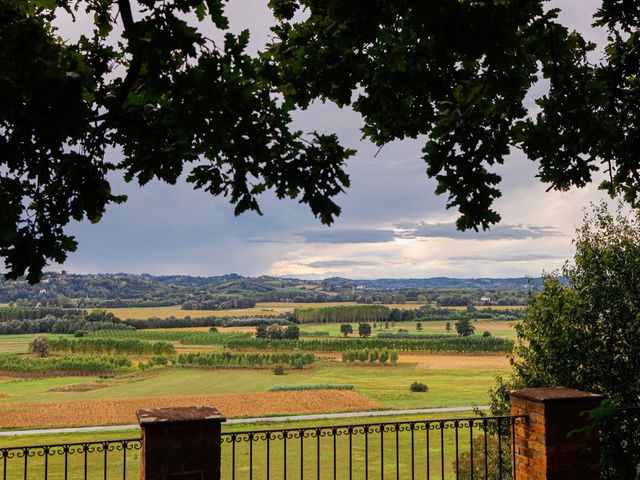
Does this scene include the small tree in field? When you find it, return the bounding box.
[455,318,475,337]
[357,349,369,363]
[390,351,399,365]
[358,322,372,338]
[379,349,389,364]
[416,322,423,331]
[256,324,268,339]
[29,336,50,357]
[340,324,353,337]
[445,321,452,331]
[369,349,379,362]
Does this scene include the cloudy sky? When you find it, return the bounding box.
[60,0,611,279]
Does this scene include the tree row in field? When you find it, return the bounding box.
[224,336,513,353]
[0,308,130,334]
[90,330,251,345]
[0,355,132,376]
[123,315,290,329]
[47,338,176,355]
[175,351,315,369]
[89,328,512,352]
[342,349,399,364]
[294,305,391,324]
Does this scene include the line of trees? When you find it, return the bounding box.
[342,349,399,364]
[90,330,251,345]
[294,305,391,324]
[224,336,513,353]
[124,315,289,329]
[47,338,175,355]
[0,355,132,376]
[175,351,315,369]
[256,324,300,340]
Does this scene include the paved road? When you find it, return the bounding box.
[0,406,489,437]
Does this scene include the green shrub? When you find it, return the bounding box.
[73,330,87,338]
[410,382,428,392]
[273,364,285,375]
[482,331,492,337]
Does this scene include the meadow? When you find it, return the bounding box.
[0,303,519,479]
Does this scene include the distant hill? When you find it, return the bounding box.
[0,272,543,308]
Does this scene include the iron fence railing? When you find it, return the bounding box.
[220,415,527,480]
[0,438,141,480]
[0,414,528,480]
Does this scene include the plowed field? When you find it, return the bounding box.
[0,390,382,428]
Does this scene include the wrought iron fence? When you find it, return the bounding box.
[0,414,528,480]
[0,438,141,480]
[221,415,527,480]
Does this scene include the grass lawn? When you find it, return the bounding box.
[0,410,505,480]
[0,362,508,409]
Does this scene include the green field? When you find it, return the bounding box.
[0,411,506,480]
[0,362,507,409]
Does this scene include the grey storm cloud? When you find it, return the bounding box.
[300,229,397,244]
[448,253,566,263]
[395,222,563,241]
[305,260,378,268]
[299,222,563,245]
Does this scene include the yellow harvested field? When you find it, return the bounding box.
[0,391,382,428]
[399,353,510,370]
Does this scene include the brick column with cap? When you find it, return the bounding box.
[510,388,603,480]
[137,406,226,480]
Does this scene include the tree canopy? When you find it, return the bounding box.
[491,203,640,409]
[2,0,639,282]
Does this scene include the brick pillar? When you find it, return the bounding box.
[137,406,226,480]
[510,388,603,480]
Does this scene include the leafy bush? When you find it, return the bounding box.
[410,382,428,392]
[29,336,51,357]
[273,364,285,375]
[482,331,492,337]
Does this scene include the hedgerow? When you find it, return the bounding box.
[90,330,250,345]
[176,351,314,369]
[294,305,390,324]
[48,338,175,355]
[124,316,290,329]
[268,384,354,391]
[224,336,513,353]
[0,355,132,375]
